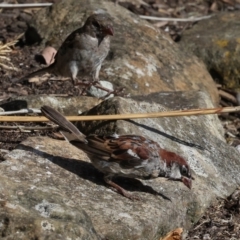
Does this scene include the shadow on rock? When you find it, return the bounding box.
[18,143,172,201]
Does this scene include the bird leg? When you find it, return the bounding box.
[72,79,93,95]
[104,175,140,201]
[90,81,125,99]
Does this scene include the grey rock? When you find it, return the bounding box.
[88,80,114,98]
[0,95,101,115]
[26,0,219,105]
[180,12,240,90]
[0,167,100,240]
[1,91,239,239]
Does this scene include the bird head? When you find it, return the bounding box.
[84,11,114,38]
[159,149,194,189]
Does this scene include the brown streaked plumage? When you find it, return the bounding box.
[41,105,194,200]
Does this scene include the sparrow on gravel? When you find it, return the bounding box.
[17,10,114,94]
[41,105,194,200]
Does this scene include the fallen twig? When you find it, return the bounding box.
[139,14,213,22]
[0,106,240,122]
[0,3,212,24]
[0,3,52,8]
[0,108,40,116]
[193,218,211,231]
[219,90,238,105]
[0,125,54,130]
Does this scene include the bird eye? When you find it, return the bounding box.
[181,165,188,175]
[92,20,100,28]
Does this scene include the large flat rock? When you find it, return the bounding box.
[0,157,100,240]
[1,92,239,239]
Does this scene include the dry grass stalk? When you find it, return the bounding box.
[0,106,240,122]
[0,33,24,72]
[139,14,213,22]
[219,89,238,105]
[0,3,52,8]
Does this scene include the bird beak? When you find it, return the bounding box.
[181,176,192,189]
[103,25,114,36]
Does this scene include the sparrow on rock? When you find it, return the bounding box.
[18,10,114,93]
[41,105,194,200]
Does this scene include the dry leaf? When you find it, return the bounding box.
[41,46,57,65]
[153,21,169,28]
[53,132,65,139]
[160,228,183,240]
[210,1,219,11]
[28,75,50,85]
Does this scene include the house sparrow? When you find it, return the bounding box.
[41,105,194,200]
[17,11,114,91]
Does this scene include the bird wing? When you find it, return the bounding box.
[82,134,158,168]
[57,28,86,53]
[41,106,160,169]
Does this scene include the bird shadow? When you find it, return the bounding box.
[125,119,204,150]
[77,118,204,151]
[18,144,171,201]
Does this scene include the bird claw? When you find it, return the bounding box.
[105,176,141,201]
[124,192,141,201]
[99,87,125,100]
[74,79,126,99]
[110,186,141,201]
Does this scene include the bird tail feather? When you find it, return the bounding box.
[12,65,54,84]
[41,105,87,143]
[24,67,51,79]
